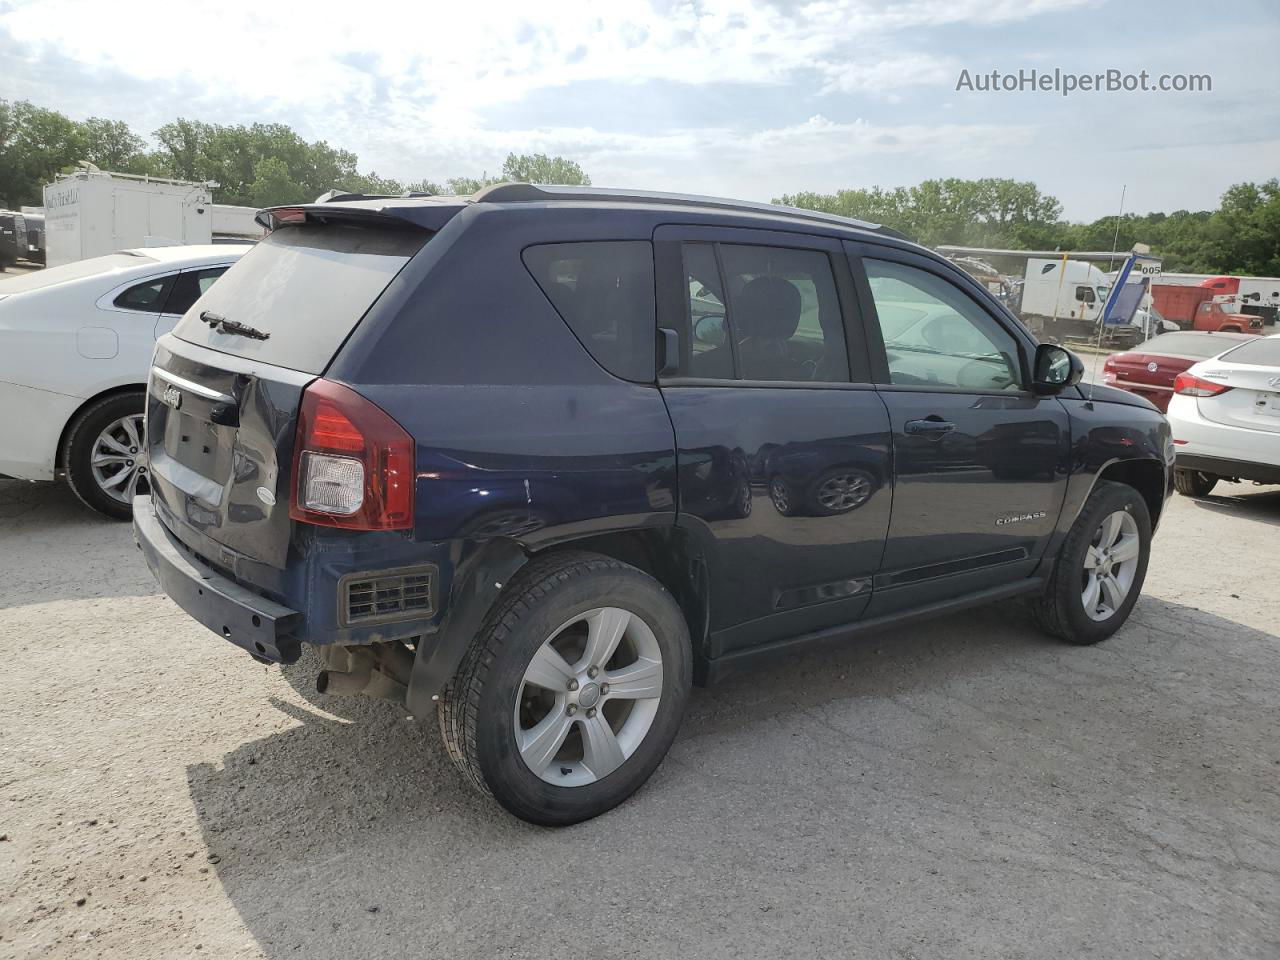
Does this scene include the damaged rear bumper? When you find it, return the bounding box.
[133,494,302,663]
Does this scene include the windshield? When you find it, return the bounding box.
[172,219,427,374]
[0,251,156,293]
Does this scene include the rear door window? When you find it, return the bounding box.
[679,242,851,383]
[173,221,427,374]
[522,241,656,382]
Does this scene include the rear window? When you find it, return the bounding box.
[1139,332,1256,358]
[1218,336,1280,366]
[522,241,656,382]
[173,220,426,374]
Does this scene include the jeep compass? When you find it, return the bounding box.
[135,184,1173,825]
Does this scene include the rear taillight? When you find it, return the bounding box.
[290,379,414,531]
[1173,373,1232,398]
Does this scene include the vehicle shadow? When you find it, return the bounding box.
[0,479,159,606]
[1183,483,1280,527]
[186,594,1280,960]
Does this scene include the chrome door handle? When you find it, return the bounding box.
[904,418,956,436]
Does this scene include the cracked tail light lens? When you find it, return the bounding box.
[290,379,414,531]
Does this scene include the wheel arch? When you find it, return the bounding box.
[1095,457,1167,527]
[55,382,148,469]
[404,524,711,716]
[530,527,711,677]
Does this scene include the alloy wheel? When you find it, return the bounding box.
[90,414,149,504]
[817,473,871,512]
[769,477,791,514]
[1081,509,1140,621]
[515,607,664,787]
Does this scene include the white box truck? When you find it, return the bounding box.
[1018,257,1169,345]
[43,169,218,267]
[1019,258,1113,328]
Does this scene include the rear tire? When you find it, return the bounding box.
[1173,468,1217,497]
[439,551,691,826]
[62,392,148,521]
[1034,481,1151,645]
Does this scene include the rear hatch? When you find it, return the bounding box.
[1194,338,1280,436]
[146,215,429,582]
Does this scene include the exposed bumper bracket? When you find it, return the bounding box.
[133,495,302,663]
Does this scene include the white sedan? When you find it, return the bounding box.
[0,245,250,518]
[1167,333,1280,496]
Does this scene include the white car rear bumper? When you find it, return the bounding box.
[1167,393,1280,483]
[0,379,79,482]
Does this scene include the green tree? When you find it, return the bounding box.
[445,174,501,195]
[248,156,306,207]
[1196,180,1280,275]
[0,100,84,206]
[150,120,370,205]
[777,178,1061,248]
[339,171,407,196]
[500,152,591,185]
[405,179,443,195]
[78,117,149,172]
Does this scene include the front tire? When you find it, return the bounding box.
[439,551,691,826]
[1174,468,1217,497]
[1034,481,1151,645]
[62,392,149,521]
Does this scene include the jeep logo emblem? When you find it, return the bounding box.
[161,385,182,410]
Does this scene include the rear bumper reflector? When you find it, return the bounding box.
[133,495,302,663]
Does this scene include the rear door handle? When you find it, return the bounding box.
[904,418,956,436]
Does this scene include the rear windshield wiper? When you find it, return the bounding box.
[200,310,270,341]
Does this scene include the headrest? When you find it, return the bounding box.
[736,276,801,340]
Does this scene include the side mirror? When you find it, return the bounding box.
[1033,343,1083,394]
[693,313,726,346]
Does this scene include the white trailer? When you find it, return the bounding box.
[211,204,265,242]
[43,169,216,267]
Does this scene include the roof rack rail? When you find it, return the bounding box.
[470,182,907,239]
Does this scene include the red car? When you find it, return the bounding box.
[1102,331,1259,412]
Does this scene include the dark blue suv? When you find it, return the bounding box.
[134,184,1173,825]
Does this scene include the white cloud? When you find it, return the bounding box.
[1,0,1095,127]
[7,0,1275,220]
[356,110,1036,201]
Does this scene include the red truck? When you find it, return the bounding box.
[1151,278,1260,332]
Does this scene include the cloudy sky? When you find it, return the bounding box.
[3,0,1278,220]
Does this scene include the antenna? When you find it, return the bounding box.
[1088,184,1126,404]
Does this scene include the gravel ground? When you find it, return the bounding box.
[2,477,1278,960]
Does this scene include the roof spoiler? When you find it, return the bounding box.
[254,194,467,232]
